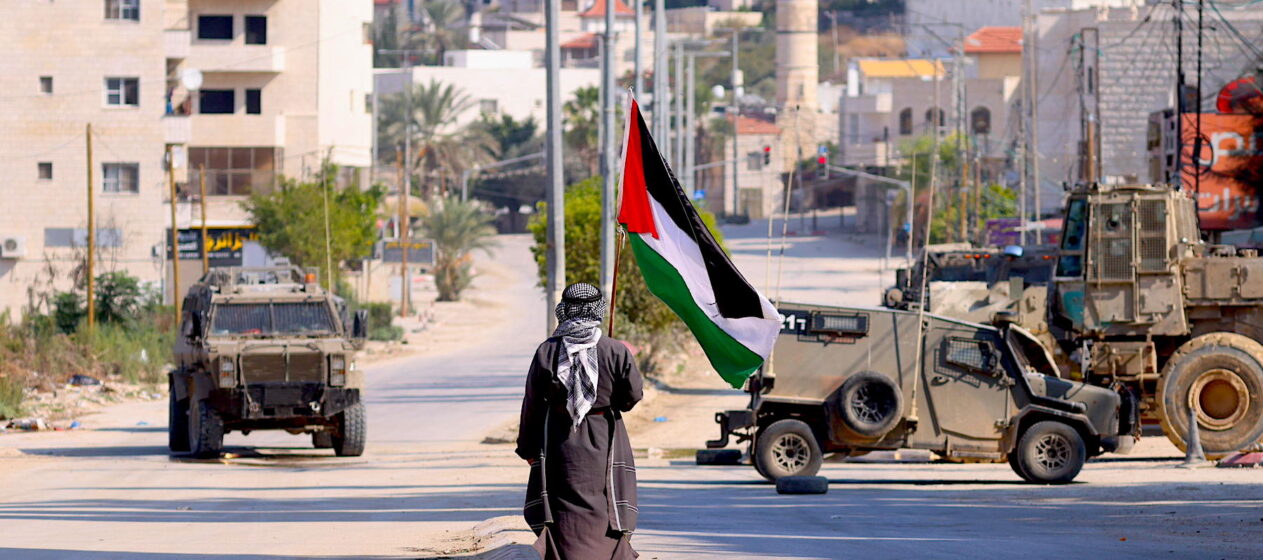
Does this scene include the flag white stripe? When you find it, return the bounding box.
[640,194,780,358]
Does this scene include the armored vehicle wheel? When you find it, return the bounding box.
[188,398,224,458]
[333,402,366,457]
[1007,449,1029,482]
[312,431,334,449]
[831,371,903,440]
[167,377,190,453]
[754,419,822,482]
[1159,333,1263,459]
[1014,421,1085,484]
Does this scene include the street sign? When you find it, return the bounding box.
[693,189,706,201]
[377,239,436,265]
[817,145,827,155]
[169,226,259,266]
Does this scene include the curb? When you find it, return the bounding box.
[471,517,538,560]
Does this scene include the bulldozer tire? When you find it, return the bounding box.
[754,419,823,482]
[188,398,224,459]
[1159,333,1263,459]
[334,402,366,457]
[831,371,903,440]
[167,376,190,453]
[1014,421,1085,484]
[312,431,334,449]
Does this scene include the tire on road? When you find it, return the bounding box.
[333,402,366,457]
[312,431,334,449]
[168,375,190,453]
[1014,421,1085,484]
[695,449,742,465]
[829,371,903,441]
[753,419,823,482]
[1158,333,1263,459]
[1007,448,1030,482]
[188,398,224,459]
[775,475,829,495]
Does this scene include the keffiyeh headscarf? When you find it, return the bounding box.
[553,283,607,431]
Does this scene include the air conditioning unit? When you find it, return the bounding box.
[0,236,27,259]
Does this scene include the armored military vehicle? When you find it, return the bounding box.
[706,303,1126,484]
[167,267,368,458]
[1048,183,1263,457]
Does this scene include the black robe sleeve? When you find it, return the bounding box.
[515,342,553,460]
[613,342,643,413]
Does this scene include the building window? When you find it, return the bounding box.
[104,0,139,21]
[479,99,498,114]
[38,162,53,180]
[199,89,235,114]
[898,108,912,135]
[198,15,233,40]
[245,89,261,114]
[244,15,267,45]
[39,76,53,94]
[925,107,944,128]
[189,147,279,196]
[104,77,139,107]
[971,106,991,135]
[102,163,139,193]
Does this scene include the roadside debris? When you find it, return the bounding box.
[68,374,101,386]
[6,418,48,431]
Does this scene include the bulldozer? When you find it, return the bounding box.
[1048,182,1263,457]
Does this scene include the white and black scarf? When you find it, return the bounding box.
[553,318,602,431]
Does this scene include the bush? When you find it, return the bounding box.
[0,373,22,420]
[369,325,405,342]
[362,302,395,332]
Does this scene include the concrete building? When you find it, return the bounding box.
[374,56,600,130]
[904,0,1141,57]
[717,116,785,219]
[1032,4,1263,212]
[0,0,176,319]
[0,0,376,319]
[665,7,762,36]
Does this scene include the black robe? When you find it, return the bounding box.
[516,335,644,560]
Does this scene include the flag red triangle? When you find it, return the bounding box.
[617,98,658,238]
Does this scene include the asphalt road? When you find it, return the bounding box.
[2,225,1263,559]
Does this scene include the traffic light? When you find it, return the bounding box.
[762,145,771,165]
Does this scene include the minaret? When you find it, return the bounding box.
[775,0,818,167]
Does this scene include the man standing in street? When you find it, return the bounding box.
[516,283,643,559]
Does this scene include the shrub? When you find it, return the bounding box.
[369,325,405,342]
[0,373,22,420]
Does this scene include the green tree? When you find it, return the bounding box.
[404,0,469,65]
[896,134,1017,244]
[564,86,601,177]
[244,168,383,286]
[417,196,499,301]
[377,79,492,196]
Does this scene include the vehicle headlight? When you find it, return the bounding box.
[329,355,346,386]
[217,357,236,388]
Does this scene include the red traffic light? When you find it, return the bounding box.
[817,156,827,165]
[762,145,771,152]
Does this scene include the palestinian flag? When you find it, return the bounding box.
[616,97,780,388]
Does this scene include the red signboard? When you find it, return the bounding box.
[1180,114,1263,231]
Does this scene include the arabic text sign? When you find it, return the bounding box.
[169,227,259,265]
[377,239,436,265]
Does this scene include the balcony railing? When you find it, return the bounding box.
[187,43,285,73]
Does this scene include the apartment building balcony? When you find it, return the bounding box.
[190,115,284,147]
[164,115,191,144]
[165,30,191,59]
[841,92,892,115]
[187,44,285,73]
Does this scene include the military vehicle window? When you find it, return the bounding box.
[1006,328,1059,378]
[273,302,335,334]
[809,312,868,336]
[212,304,272,335]
[944,337,996,373]
[1057,198,1087,277]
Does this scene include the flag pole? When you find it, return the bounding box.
[607,227,626,337]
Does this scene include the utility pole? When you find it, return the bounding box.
[827,11,840,79]
[634,0,643,98]
[85,124,95,334]
[600,0,616,299]
[379,48,431,317]
[167,144,181,327]
[654,0,667,146]
[1029,5,1041,232]
[546,0,566,332]
[730,29,741,217]
[199,164,209,275]
[674,41,684,169]
[684,53,696,197]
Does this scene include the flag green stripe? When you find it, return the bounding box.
[628,234,763,388]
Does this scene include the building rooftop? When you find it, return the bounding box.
[561,33,598,49]
[578,0,634,18]
[731,115,780,135]
[963,26,1023,54]
[856,59,944,79]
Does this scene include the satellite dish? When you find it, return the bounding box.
[180,69,204,91]
[711,84,726,100]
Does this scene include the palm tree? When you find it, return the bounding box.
[564,86,600,178]
[417,196,498,301]
[378,79,492,196]
[402,0,469,64]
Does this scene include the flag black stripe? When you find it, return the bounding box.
[634,112,765,320]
